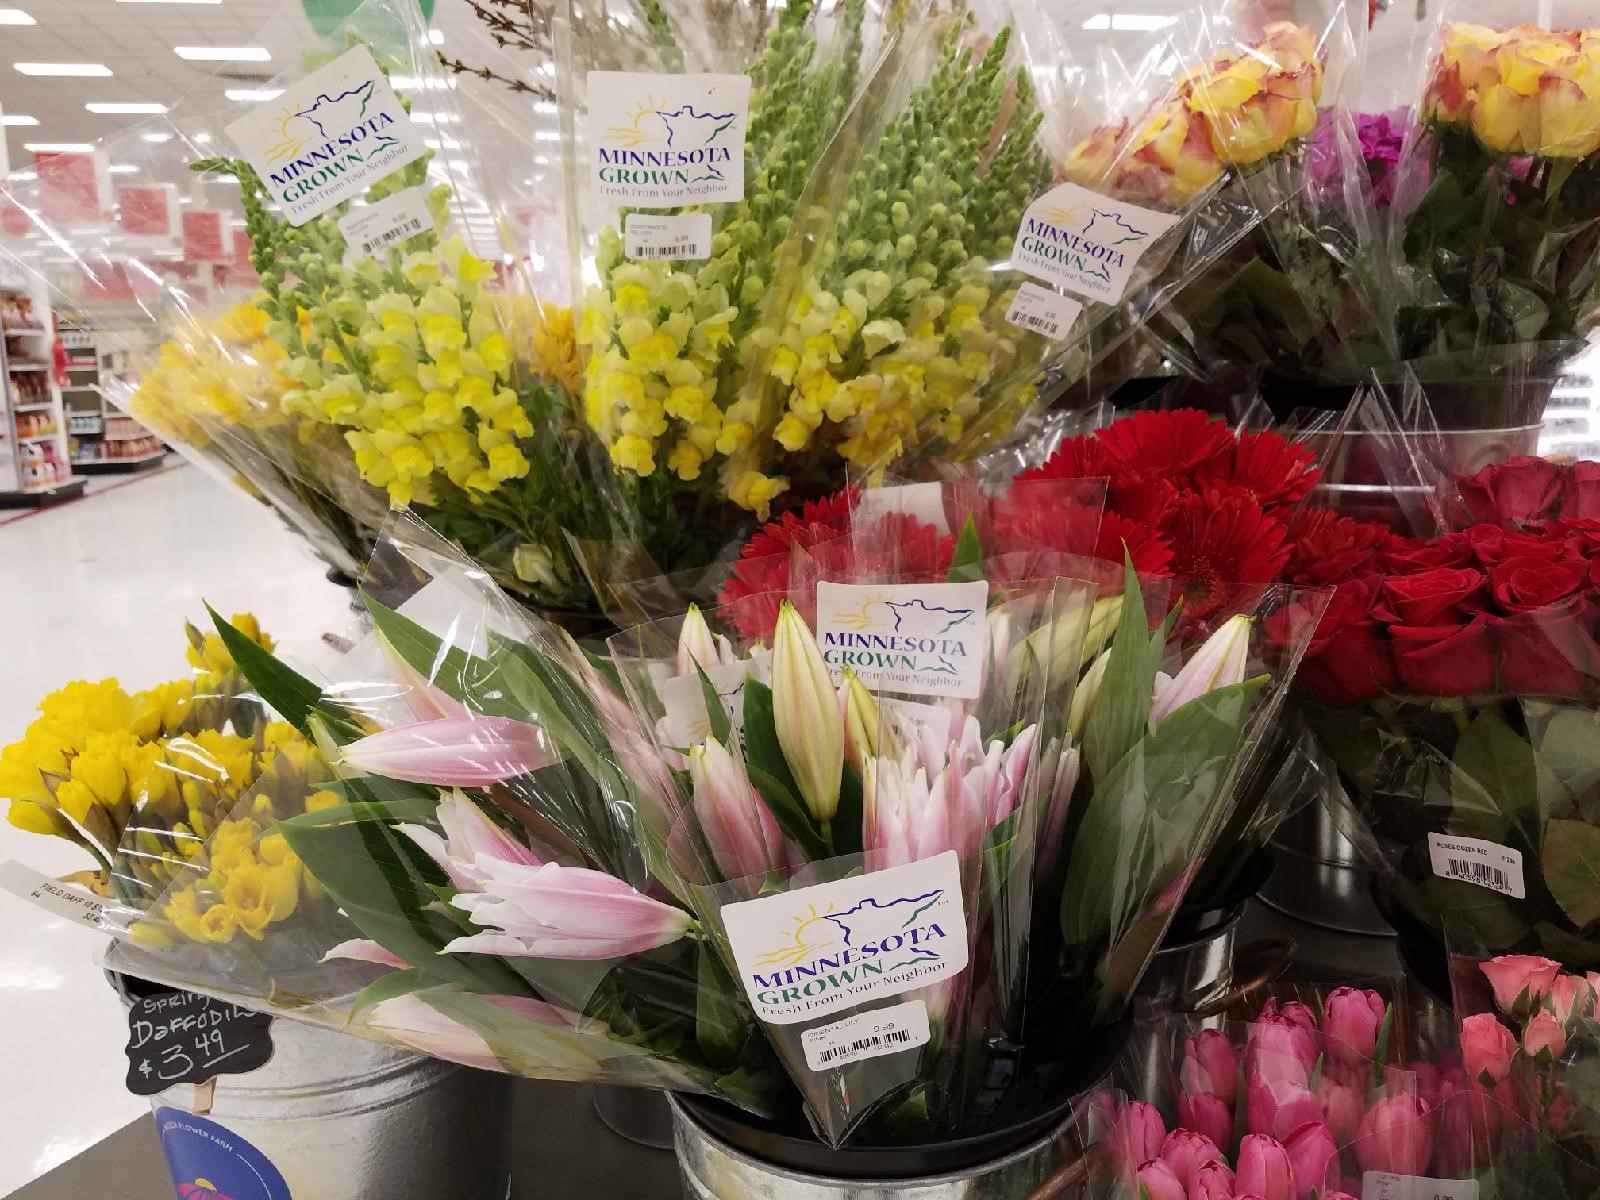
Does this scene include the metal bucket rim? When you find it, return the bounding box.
[670,1096,1080,1188]
[1151,906,1245,957]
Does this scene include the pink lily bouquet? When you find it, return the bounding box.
[98,509,1318,1150]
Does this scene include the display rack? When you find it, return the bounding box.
[59,316,166,473]
[0,269,86,508]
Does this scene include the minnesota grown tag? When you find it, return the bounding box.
[721,851,968,1025]
[1011,182,1181,304]
[586,72,751,207]
[658,651,771,746]
[226,45,427,226]
[815,581,989,700]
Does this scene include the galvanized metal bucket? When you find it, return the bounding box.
[115,979,514,1200]
[1259,801,1393,937]
[672,1097,1088,1200]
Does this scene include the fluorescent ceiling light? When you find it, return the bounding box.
[86,102,169,115]
[225,88,283,102]
[0,113,39,126]
[428,29,443,45]
[0,9,36,25]
[194,132,212,144]
[11,170,36,180]
[1082,13,1177,31]
[117,0,223,4]
[534,101,557,114]
[25,142,94,152]
[534,131,561,142]
[14,63,114,77]
[175,46,271,62]
[109,164,139,174]
[141,131,172,142]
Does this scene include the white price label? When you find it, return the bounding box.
[1004,282,1082,341]
[802,1000,931,1072]
[1011,182,1181,303]
[855,483,951,536]
[338,186,434,261]
[880,697,954,746]
[1428,834,1526,899]
[1363,1171,1479,1200]
[587,72,751,207]
[721,852,969,1025]
[815,581,989,700]
[226,45,428,225]
[658,651,771,746]
[624,213,713,262]
[0,860,112,931]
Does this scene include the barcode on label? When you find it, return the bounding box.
[1427,833,1525,899]
[1004,281,1082,342]
[815,1028,913,1066]
[800,999,931,1071]
[360,217,425,257]
[624,213,712,262]
[1444,858,1509,891]
[1014,312,1061,337]
[632,242,692,259]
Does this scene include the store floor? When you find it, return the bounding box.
[0,462,348,1197]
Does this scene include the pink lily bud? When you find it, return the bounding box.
[1247,1076,1322,1141]
[1188,1160,1235,1200]
[1109,1101,1167,1171]
[689,736,789,881]
[1179,1090,1235,1151]
[677,604,730,676]
[1355,1094,1434,1176]
[1323,987,1387,1065]
[380,634,469,721]
[1283,1121,1337,1199]
[1460,1013,1518,1084]
[323,939,410,970]
[1150,614,1252,726]
[1235,1134,1294,1200]
[1159,1129,1223,1188]
[397,788,543,891]
[358,993,578,1073]
[1317,1077,1363,1144]
[772,602,843,824]
[1247,1013,1317,1089]
[1182,1029,1240,1105]
[1136,1159,1186,1200]
[1479,954,1561,1018]
[1434,1079,1501,1176]
[1523,1009,1568,1060]
[1547,973,1594,1025]
[341,715,558,787]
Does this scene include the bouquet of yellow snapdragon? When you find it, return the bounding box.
[0,616,329,947]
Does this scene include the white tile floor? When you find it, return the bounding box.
[0,461,349,1196]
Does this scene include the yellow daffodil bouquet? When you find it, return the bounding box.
[1398,13,1600,368]
[0,616,331,951]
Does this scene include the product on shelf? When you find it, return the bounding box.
[0,293,39,333]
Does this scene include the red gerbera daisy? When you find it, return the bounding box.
[1284,508,1396,586]
[1016,433,1114,485]
[1093,408,1234,475]
[1159,491,1291,630]
[1193,427,1321,512]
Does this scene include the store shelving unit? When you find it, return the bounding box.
[0,270,85,508]
[59,317,166,474]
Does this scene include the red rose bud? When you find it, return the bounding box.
[1182,1029,1241,1106]
[1561,459,1600,520]
[1383,533,1474,574]
[1548,973,1595,1025]
[1374,567,1486,626]
[1457,456,1567,526]
[1159,1129,1223,1189]
[1480,954,1562,1017]
[1524,1009,1568,1060]
[1389,618,1495,696]
[1323,987,1387,1065]
[1466,524,1571,567]
[1355,1094,1435,1176]
[1235,1134,1294,1200]
[1492,598,1600,699]
[1490,555,1586,612]
[1460,1013,1519,1084]
[1179,1090,1236,1156]
[1284,1121,1338,1199]
[1296,578,1397,705]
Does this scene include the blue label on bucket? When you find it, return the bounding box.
[155,1107,291,1200]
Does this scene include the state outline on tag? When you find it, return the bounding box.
[1011,181,1181,304]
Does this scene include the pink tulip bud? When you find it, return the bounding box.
[1547,973,1594,1025]
[1260,998,1320,1042]
[1479,954,1562,1017]
[1236,1134,1294,1200]
[1434,1080,1502,1176]
[1182,1029,1241,1106]
[1460,1013,1519,1084]
[1323,987,1387,1065]
[1247,1013,1317,1088]
[1179,1090,1235,1151]
[1283,1121,1337,1199]
[1110,1102,1167,1172]
[1523,1009,1568,1060]
[1320,1194,1360,1200]
[1317,1077,1363,1144]
[689,737,790,882]
[1248,1076,1322,1141]
[1355,1094,1434,1176]
[1188,1160,1236,1200]
[341,715,559,787]
[1159,1129,1223,1188]
[1137,1159,1187,1200]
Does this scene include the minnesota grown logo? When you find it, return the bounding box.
[587,72,751,207]
[815,580,989,700]
[226,45,426,226]
[721,852,969,1025]
[1010,181,1181,304]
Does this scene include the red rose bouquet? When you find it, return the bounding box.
[1289,456,1600,971]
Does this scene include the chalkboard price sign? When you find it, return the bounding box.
[124,990,274,1096]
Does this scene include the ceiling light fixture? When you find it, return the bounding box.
[109,164,139,174]
[225,88,283,102]
[1082,13,1177,31]
[428,29,443,45]
[25,142,94,153]
[175,46,271,62]
[0,8,36,24]
[117,0,223,5]
[0,113,39,126]
[141,131,172,143]
[86,102,169,114]
[14,63,114,77]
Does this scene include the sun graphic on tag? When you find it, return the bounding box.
[178,1179,234,1200]
[264,78,398,166]
[754,903,842,970]
[1038,203,1151,246]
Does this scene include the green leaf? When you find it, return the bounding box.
[1449,711,1560,843]
[207,603,348,737]
[697,665,734,746]
[946,516,983,584]
[1527,704,1600,814]
[741,680,824,858]
[694,942,746,1068]
[362,595,529,722]
[349,967,430,1017]
[831,763,865,858]
[1534,921,1600,967]
[1544,819,1600,929]
[1081,563,1157,785]
[746,764,827,861]
[270,794,441,836]
[1368,1004,1395,1092]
